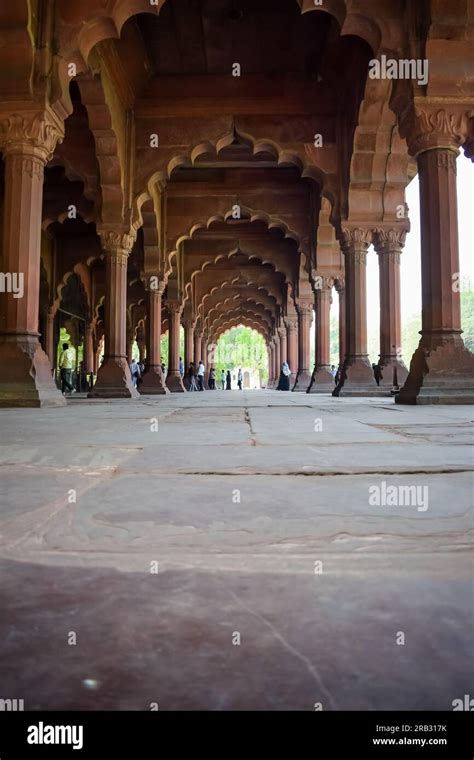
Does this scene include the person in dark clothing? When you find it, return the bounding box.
[276,362,291,391]
[372,363,383,386]
[187,363,198,391]
[209,368,216,390]
[226,370,232,390]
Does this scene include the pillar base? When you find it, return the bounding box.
[0,336,66,408]
[307,366,335,393]
[292,370,312,392]
[140,367,169,395]
[166,373,186,393]
[333,357,382,397]
[378,358,409,392]
[88,357,139,399]
[395,343,474,405]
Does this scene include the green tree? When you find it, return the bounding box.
[214,327,268,384]
[461,291,474,351]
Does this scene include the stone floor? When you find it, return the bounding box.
[0,390,472,711]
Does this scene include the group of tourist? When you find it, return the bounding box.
[185,362,243,391]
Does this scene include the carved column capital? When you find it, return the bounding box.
[334,277,346,293]
[0,109,64,163]
[373,227,407,255]
[99,230,136,258]
[296,301,314,317]
[278,326,287,338]
[312,271,334,293]
[166,300,183,317]
[285,317,298,332]
[341,227,372,251]
[400,103,473,157]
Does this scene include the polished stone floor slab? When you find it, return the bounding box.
[0,390,472,710]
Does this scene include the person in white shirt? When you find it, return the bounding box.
[197,360,205,392]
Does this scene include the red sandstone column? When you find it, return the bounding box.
[137,336,146,365]
[84,323,95,374]
[279,326,287,365]
[333,229,375,396]
[194,328,203,366]
[374,229,408,388]
[202,332,209,369]
[274,333,281,385]
[126,336,134,364]
[201,332,210,388]
[94,330,104,375]
[0,110,65,407]
[184,320,194,369]
[293,301,313,391]
[141,283,168,394]
[335,281,346,368]
[166,301,185,392]
[44,308,56,369]
[396,106,474,403]
[285,316,298,387]
[89,231,138,399]
[267,343,274,387]
[308,280,334,392]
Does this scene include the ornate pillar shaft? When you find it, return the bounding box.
[107,252,127,358]
[274,334,281,381]
[201,333,208,369]
[0,110,65,407]
[346,244,368,359]
[285,317,298,385]
[293,302,313,391]
[89,232,138,399]
[194,330,203,366]
[396,105,474,404]
[147,289,162,368]
[379,250,402,359]
[137,337,146,364]
[184,321,194,368]
[279,327,287,365]
[268,343,274,386]
[374,230,408,388]
[84,323,94,374]
[316,287,332,368]
[166,302,185,392]
[308,282,334,392]
[127,336,134,364]
[418,149,462,341]
[336,285,346,367]
[140,284,168,394]
[44,308,56,369]
[333,230,375,396]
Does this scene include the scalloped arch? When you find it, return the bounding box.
[54,264,92,317]
[212,318,270,344]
